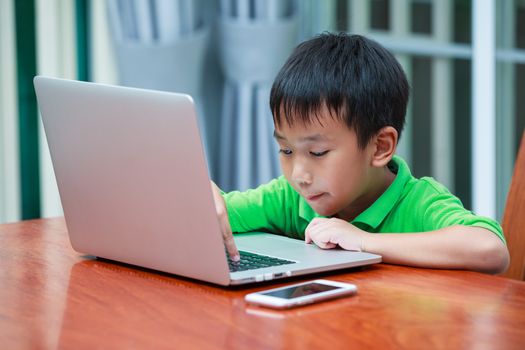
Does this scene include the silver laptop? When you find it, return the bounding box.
[34,76,381,286]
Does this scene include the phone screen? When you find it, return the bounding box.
[261,282,340,299]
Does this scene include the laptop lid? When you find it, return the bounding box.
[34,76,232,285]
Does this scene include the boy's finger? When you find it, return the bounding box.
[305,222,319,244]
[308,217,324,227]
[304,229,312,244]
[221,221,239,261]
[210,181,240,261]
[224,237,240,261]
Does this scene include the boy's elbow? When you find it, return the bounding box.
[493,243,510,274]
[474,236,510,275]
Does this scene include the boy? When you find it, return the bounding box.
[211,33,509,274]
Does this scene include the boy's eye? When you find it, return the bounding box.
[310,150,329,157]
[279,149,293,155]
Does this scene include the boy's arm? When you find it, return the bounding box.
[221,176,293,235]
[305,218,510,274]
[364,226,509,274]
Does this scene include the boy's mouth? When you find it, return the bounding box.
[306,193,325,201]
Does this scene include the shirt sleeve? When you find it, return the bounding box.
[221,176,293,234]
[418,179,506,244]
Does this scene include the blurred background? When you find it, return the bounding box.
[1,0,524,224]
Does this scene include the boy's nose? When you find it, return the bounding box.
[292,165,313,187]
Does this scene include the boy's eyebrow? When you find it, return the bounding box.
[273,131,286,140]
[273,131,329,142]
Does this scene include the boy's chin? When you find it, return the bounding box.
[310,205,337,217]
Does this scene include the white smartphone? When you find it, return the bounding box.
[245,279,358,309]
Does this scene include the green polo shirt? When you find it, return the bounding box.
[223,156,505,243]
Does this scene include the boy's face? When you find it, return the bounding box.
[274,108,381,220]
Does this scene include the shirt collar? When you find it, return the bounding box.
[351,155,411,228]
[298,155,412,228]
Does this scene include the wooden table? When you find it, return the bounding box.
[1,218,525,349]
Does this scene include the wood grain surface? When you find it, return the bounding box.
[1,218,524,349]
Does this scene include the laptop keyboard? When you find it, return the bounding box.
[227,250,296,272]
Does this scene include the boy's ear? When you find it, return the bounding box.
[370,126,398,167]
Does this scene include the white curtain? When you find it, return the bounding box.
[217,0,298,191]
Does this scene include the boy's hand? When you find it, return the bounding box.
[211,181,240,262]
[305,217,368,252]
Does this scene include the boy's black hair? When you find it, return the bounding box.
[270,33,409,149]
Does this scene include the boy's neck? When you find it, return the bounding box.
[335,165,396,222]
